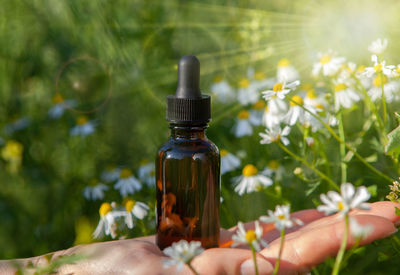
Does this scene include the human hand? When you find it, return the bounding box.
[5,201,397,275]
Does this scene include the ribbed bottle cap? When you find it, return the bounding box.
[166,55,211,124]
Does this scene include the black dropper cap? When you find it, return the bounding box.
[166,55,211,124]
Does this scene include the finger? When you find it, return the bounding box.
[190,248,273,275]
[351,201,400,224]
[260,214,397,272]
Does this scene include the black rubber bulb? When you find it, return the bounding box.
[176,55,202,99]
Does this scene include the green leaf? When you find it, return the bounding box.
[385,124,400,154]
[367,185,377,197]
[395,207,400,216]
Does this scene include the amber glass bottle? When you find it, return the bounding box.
[156,55,220,249]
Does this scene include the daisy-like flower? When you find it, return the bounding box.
[233,164,273,195]
[124,199,150,229]
[249,100,266,126]
[163,240,204,272]
[93,202,119,239]
[210,75,236,103]
[364,55,395,78]
[232,221,268,251]
[262,106,283,130]
[234,110,253,137]
[220,149,241,175]
[333,81,361,111]
[83,179,108,201]
[368,74,399,103]
[260,205,303,231]
[114,168,142,197]
[368,38,388,55]
[259,126,291,146]
[4,117,30,135]
[349,217,374,240]
[317,182,371,216]
[262,160,284,181]
[277,58,300,82]
[312,52,345,77]
[70,116,96,137]
[284,95,307,125]
[101,165,121,182]
[262,80,300,101]
[304,89,327,110]
[48,93,76,119]
[248,67,275,90]
[137,160,155,186]
[237,78,260,106]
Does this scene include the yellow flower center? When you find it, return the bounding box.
[334,83,347,92]
[125,199,136,212]
[252,100,265,110]
[273,83,283,92]
[77,116,88,125]
[213,75,223,83]
[52,93,64,104]
[268,160,280,170]
[220,149,229,157]
[254,71,266,80]
[357,65,365,73]
[278,215,285,220]
[290,95,304,106]
[237,110,250,120]
[315,104,325,110]
[374,64,383,73]
[320,55,331,64]
[120,168,133,179]
[1,140,23,161]
[99,202,112,217]
[337,201,345,211]
[245,230,257,242]
[306,89,317,99]
[396,67,400,74]
[242,164,258,177]
[373,74,388,87]
[278,58,290,67]
[239,78,250,88]
[264,106,269,113]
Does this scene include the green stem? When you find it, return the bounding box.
[380,72,388,126]
[338,112,347,183]
[187,262,200,275]
[291,99,393,183]
[332,214,349,275]
[277,142,339,191]
[273,230,285,275]
[250,245,259,275]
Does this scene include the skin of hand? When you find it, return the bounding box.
[0,201,398,275]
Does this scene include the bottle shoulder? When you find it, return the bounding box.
[157,137,219,157]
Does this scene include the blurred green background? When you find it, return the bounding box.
[2,0,400,273]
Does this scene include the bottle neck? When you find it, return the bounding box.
[169,124,207,139]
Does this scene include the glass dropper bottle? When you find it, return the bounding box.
[155,55,220,249]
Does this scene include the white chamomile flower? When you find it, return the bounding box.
[304,89,327,110]
[137,160,155,186]
[248,67,275,90]
[368,38,388,55]
[349,217,374,240]
[232,221,268,251]
[333,81,361,111]
[101,165,121,182]
[364,55,395,78]
[83,179,108,201]
[163,240,204,272]
[4,117,30,135]
[285,95,307,126]
[317,182,371,216]
[262,106,283,130]
[48,93,76,119]
[210,75,236,103]
[259,126,291,146]
[262,160,284,181]
[368,74,399,103]
[277,58,300,82]
[237,78,260,106]
[249,100,266,126]
[234,110,253,137]
[93,202,119,239]
[220,149,241,175]
[312,52,345,77]
[114,168,142,197]
[262,80,300,101]
[233,164,273,195]
[124,199,150,229]
[260,205,303,231]
[70,116,96,137]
